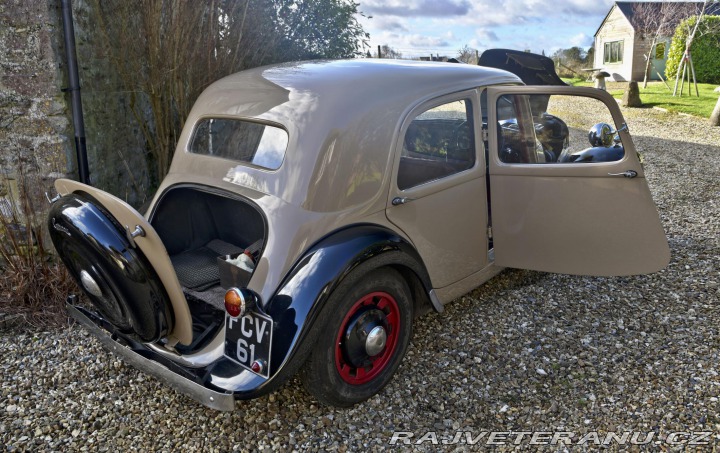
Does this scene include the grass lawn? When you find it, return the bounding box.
[562,77,719,118]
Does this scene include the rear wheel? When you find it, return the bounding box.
[300,268,412,407]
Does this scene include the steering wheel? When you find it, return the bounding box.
[449,120,473,162]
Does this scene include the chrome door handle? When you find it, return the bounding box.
[391,197,413,206]
[608,170,637,178]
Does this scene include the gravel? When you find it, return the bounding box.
[2,103,720,451]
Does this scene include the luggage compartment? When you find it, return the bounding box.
[150,187,265,305]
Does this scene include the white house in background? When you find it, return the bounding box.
[594,2,719,81]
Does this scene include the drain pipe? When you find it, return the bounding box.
[60,0,90,185]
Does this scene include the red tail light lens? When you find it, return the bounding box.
[224,287,257,317]
[224,288,244,317]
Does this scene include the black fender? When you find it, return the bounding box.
[222,224,434,397]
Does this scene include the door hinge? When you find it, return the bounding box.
[481,128,489,142]
[487,226,493,239]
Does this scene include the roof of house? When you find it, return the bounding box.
[595,2,720,37]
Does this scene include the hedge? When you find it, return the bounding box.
[665,15,720,84]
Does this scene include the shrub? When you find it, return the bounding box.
[666,15,720,84]
[0,171,78,329]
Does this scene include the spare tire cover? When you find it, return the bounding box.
[49,192,173,343]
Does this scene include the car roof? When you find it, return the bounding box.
[171,59,521,212]
[211,59,520,105]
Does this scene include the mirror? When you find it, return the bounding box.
[588,123,615,147]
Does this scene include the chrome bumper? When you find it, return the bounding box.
[66,302,236,411]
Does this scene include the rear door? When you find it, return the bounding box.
[486,86,669,276]
[386,90,489,288]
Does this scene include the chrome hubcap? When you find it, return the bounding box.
[80,270,103,298]
[365,325,387,356]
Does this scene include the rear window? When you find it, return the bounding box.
[189,118,288,170]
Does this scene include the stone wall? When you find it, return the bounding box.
[0,0,69,220]
[0,0,152,214]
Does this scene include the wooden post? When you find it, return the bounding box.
[673,55,683,96]
[377,45,382,58]
[680,59,687,95]
[688,53,700,96]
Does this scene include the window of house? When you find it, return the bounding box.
[397,99,475,190]
[603,41,623,64]
[654,42,666,60]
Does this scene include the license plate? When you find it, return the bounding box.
[224,311,273,378]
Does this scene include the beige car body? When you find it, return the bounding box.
[57,60,669,342]
[52,59,669,409]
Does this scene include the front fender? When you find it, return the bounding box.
[253,224,433,394]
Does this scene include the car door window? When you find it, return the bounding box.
[496,94,624,164]
[397,99,475,190]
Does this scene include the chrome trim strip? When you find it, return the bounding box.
[66,303,235,411]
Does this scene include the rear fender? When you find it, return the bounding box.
[263,224,435,385]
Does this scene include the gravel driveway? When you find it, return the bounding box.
[2,103,719,451]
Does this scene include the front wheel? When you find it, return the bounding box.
[300,268,413,407]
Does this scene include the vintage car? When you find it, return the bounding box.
[48,55,670,410]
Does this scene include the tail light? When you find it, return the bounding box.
[224,287,256,317]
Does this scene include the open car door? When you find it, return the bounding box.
[486,86,669,276]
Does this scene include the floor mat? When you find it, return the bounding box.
[170,240,244,290]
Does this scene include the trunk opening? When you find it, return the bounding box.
[150,186,266,350]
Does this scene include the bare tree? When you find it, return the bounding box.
[92,0,280,183]
[375,44,402,59]
[91,0,369,184]
[631,1,698,88]
[456,45,478,64]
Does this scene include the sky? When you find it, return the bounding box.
[355,0,629,59]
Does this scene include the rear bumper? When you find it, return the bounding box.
[67,302,236,411]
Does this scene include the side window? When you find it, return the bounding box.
[496,94,624,164]
[397,99,475,190]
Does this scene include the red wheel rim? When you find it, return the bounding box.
[335,291,401,385]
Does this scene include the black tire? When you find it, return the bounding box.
[300,267,413,407]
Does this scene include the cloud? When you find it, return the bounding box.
[570,32,593,47]
[358,0,615,57]
[366,29,453,51]
[373,17,409,32]
[362,0,471,18]
[557,0,615,16]
[475,29,499,42]
[451,0,613,27]
[407,34,451,47]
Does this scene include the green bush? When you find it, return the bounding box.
[666,16,720,84]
